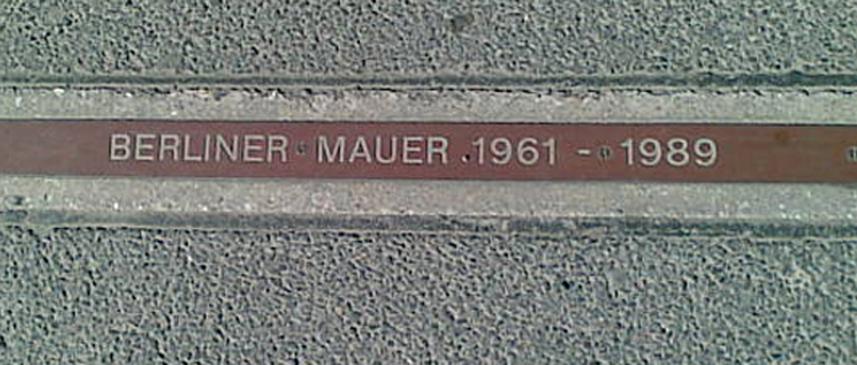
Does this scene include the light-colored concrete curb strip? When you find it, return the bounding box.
[2,88,856,123]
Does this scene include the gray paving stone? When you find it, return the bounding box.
[2,1,856,88]
[1,225,854,364]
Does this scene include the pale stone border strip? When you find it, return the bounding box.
[1,177,856,229]
[1,88,856,124]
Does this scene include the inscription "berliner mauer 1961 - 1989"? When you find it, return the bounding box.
[0,120,855,182]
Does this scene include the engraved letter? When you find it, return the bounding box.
[348,136,372,163]
[110,134,131,161]
[426,136,448,165]
[202,135,212,162]
[375,136,397,164]
[267,135,289,163]
[159,134,180,161]
[402,136,424,165]
[215,135,238,162]
[243,135,265,162]
[183,135,203,162]
[134,134,156,161]
[318,136,346,163]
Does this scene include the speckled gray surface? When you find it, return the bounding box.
[1,0,857,87]
[1,224,855,364]
[3,0,857,363]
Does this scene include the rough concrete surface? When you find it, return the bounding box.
[1,0,857,88]
[2,225,855,364]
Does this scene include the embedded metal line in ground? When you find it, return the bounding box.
[1,120,857,182]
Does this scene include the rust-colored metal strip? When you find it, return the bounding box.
[1,120,856,182]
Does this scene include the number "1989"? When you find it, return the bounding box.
[620,138,718,167]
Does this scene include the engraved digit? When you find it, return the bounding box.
[694,138,718,167]
[518,138,539,166]
[473,137,485,165]
[620,138,634,165]
[666,138,690,167]
[639,138,662,166]
[491,138,513,165]
[542,138,556,165]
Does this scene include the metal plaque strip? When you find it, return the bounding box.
[1,120,856,182]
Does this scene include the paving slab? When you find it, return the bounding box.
[2,1,857,364]
[2,0,857,89]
